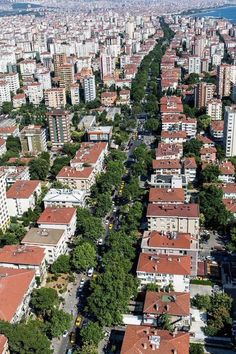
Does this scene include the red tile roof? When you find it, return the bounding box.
[0,245,45,266]
[210,120,224,131]
[137,253,191,275]
[220,161,235,175]
[161,131,187,139]
[152,159,181,170]
[0,267,35,322]
[149,188,185,203]
[0,335,7,353]
[147,203,199,218]
[121,325,189,354]
[57,166,94,179]
[156,143,183,159]
[143,230,193,249]
[70,142,107,166]
[0,126,17,134]
[6,180,40,199]
[223,199,236,213]
[220,183,236,194]
[184,157,197,169]
[37,207,76,225]
[143,291,190,316]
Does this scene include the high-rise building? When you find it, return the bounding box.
[0,171,10,231]
[188,56,201,74]
[58,64,75,90]
[48,109,71,149]
[20,125,47,155]
[207,99,222,120]
[223,105,236,157]
[100,54,113,79]
[217,64,234,98]
[44,88,66,108]
[70,84,80,105]
[0,81,11,106]
[0,72,20,94]
[84,75,96,102]
[194,82,215,108]
[53,53,67,77]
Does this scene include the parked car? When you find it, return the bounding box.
[62,330,68,338]
[87,267,94,277]
[70,332,76,344]
[75,315,83,327]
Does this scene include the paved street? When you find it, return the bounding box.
[52,273,82,354]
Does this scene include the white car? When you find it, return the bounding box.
[79,278,85,287]
[97,238,103,245]
[62,330,68,338]
[87,267,94,277]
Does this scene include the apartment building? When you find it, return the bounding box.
[43,188,86,208]
[0,72,20,94]
[57,166,95,192]
[147,203,200,236]
[44,88,66,108]
[152,159,182,175]
[87,126,113,142]
[161,131,187,144]
[70,84,80,105]
[207,99,222,120]
[194,82,215,108]
[149,188,185,204]
[0,245,47,279]
[58,63,75,90]
[137,253,191,292]
[0,81,11,106]
[224,105,236,157]
[141,230,199,276]
[13,93,26,108]
[101,91,117,106]
[188,56,201,74]
[162,115,197,139]
[155,143,183,160]
[84,75,96,102]
[26,82,43,105]
[0,172,10,231]
[0,139,6,157]
[182,157,197,183]
[6,180,41,217]
[48,109,71,149]
[20,124,47,155]
[0,166,30,186]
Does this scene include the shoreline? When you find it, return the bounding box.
[178,3,236,17]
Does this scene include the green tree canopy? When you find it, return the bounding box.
[94,192,112,217]
[144,118,159,132]
[183,139,202,158]
[30,287,59,317]
[29,158,50,180]
[80,322,104,346]
[190,343,205,354]
[76,207,105,241]
[200,164,220,183]
[50,254,71,274]
[72,242,97,271]
[45,309,72,338]
[198,114,211,131]
[6,136,21,153]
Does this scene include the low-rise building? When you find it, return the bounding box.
[101,91,117,106]
[78,115,96,130]
[210,120,224,141]
[143,291,190,329]
[221,183,236,199]
[121,325,189,354]
[161,131,187,144]
[22,228,68,264]
[87,126,113,142]
[6,180,41,217]
[20,125,47,155]
[182,157,197,183]
[0,138,6,157]
[219,161,235,183]
[0,166,30,186]
[43,188,86,208]
[148,175,188,191]
[147,203,199,236]
[137,253,191,292]
[0,245,46,279]
[0,125,19,140]
[37,207,76,239]
[155,143,183,160]
[0,267,36,323]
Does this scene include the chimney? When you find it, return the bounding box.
[143,343,147,349]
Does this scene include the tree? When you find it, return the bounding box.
[227,227,236,252]
[160,314,173,331]
[30,288,59,317]
[0,320,52,354]
[183,139,202,158]
[76,208,105,241]
[123,177,143,201]
[190,343,204,354]
[6,136,21,153]
[72,242,97,271]
[62,143,80,158]
[29,158,50,180]
[72,111,80,127]
[40,151,50,162]
[1,101,13,114]
[75,342,97,354]
[200,164,220,183]
[198,114,211,131]
[46,309,72,338]
[199,185,232,228]
[144,118,159,132]
[50,255,71,274]
[185,73,200,85]
[80,322,104,346]
[94,192,112,217]
[51,157,70,177]
[191,294,211,310]
[146,283,160,291]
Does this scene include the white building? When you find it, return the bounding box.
[22,228,68,264]
[37,207,77,239]
[207,99,222,120]
[6,180,41,217]
[35,68,51,90]
[19,59,36,77]
[224,105,236,157]
[137,253,191,292]
[0,139,6,157]
[84,75,96,102]
[0,81,11,106]
[70,84,80,105]
[0,172,10,231]
[43,189,86,208]
[26,83,43,105]
[0,73,20,94]
[188,56,201,74]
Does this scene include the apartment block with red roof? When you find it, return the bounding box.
[0,138,6,157]
[220,183,236,199]
[200,146,217,163]
[161,131,187,144]
[0,267,36,323]
[155,143,183,160]
[149,188,185,204]
[6,180,41,217]
[162,115,197,139]
[182,157,197,183]
[219,161,235,184]
[147,204,200,236]
[141,231,199,276]
[210,120,224,141]
[121,325,189,354]
[101,91,117,106]
[152,159,182,176]
[143,291,190,329]
[160,96,183,115]
[70,142,108,174]
[137,253,191,292]
[0,245,47,279]
[37,207,76,239]
[0,125,19,140]
[57,166,96,192]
